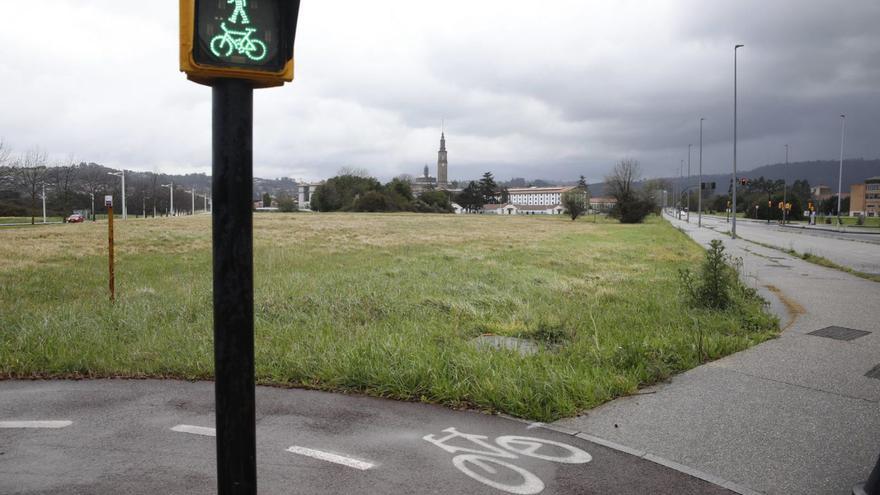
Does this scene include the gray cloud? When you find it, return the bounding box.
[0,0,877,183]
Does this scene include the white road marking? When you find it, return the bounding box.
[171,424,216,437]
[526,422,544,430]
[0,420,72,429]
[286,446,375,471]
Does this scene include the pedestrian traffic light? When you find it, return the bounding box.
[768,200,772,208]
[180,0,301,88]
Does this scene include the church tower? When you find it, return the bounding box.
[437,131,448,187]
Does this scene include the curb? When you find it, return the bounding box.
[537,423,763,495]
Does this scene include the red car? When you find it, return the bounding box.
[66,214,85,223]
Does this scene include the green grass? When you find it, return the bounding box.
[0,213,777,421]
[0,216,64,225]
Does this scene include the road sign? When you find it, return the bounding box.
[180,0,301,88]
[104,195,113,207]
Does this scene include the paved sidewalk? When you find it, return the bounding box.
[555,212,880,495]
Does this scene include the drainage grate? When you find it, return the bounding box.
[866,364,880,380]
[807,326,871,341]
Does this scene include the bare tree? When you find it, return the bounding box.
[78,163,109,220]
[337,166,371,178]
[605,158,640,203]
[14,148,49,224]
[48,156,79,217]
[0,138,10,168]
[605,158,653,223]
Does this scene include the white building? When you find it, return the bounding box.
[483,203,518,215]
[297,182,323,211]
[516,204,565,215]
[508,186,577,206]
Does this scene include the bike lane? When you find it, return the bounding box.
[0,379,734,494]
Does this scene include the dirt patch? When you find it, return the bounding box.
[764,284,805,330]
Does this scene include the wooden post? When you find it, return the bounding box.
[108,203,115,302]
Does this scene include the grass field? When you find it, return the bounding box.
[0,213,777,421]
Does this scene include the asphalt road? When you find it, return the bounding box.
[680,212,880,275]
[0,379,735,495]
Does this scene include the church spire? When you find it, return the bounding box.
[437,129,448,187]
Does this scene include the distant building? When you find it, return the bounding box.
[483,203,518,215]
[516,204,565,215]
[297,182,323,211]
[437,132,448,187]
[412,164,437,195]
[508,186,577,206]
[589,197,617,212]
[811,184,833,201]
[850,176,880,217]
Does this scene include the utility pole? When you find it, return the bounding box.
[837,114,846,228]
[732,44,744,238]
[679,160,684,219]
[41,184,47,224]
[90,193,95,222]
[687,144,692,223]
[699,118,705,227]
[191,188,196,215]
[783,144,789,225]
[162,183,174,216]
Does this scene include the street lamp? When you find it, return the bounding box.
[108,171,127,220]
[783,144,789,225]
[90,192,95,221]
[699,118,705,227]
[41,184,47,224]
[687,144,692,223]
[679,160,684,219]
[190,188,196,216]
[161,182,174,216]
[837,114,846,227]
[732,43,744,238]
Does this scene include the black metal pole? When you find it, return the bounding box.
[212,78,256,495]
[855,454,880,495]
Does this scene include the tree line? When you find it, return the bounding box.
[0,143,212,223]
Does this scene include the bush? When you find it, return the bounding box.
[353,191,391,212]
[612,197,654,223]
[680,239,735,309]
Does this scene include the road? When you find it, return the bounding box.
[676,212,880,275]
[0,379,737,495]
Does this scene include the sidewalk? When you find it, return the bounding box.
[554,212,880,494]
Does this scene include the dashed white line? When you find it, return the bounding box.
[286,446,375,470]
[171,424,216,437]
[0,420,72,429]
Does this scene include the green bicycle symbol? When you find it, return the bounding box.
[210,22,267,62]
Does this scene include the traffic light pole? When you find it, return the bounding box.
[212,78,256,495]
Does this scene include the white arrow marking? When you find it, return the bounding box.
[0,420,72,429]
[286,446,375,470]
[171,424,216,437]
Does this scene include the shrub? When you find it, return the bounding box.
[680,239,735,309]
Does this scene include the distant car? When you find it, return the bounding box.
[66,214,85,223]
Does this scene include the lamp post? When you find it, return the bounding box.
[687,144,692,223]
[90,193,95,221]
[837,114,846,227]
[190,188,196,216]
[108,171,127,220]
[783,144,789,225]
[161,183,174,216]
[732,44,744,238]
[699,118,705,227]
[41,184,47,224]
[679,160,684,219]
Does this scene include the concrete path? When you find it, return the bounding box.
[0,379,735,495]
[555,212,880,495]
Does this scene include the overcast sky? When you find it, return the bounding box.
[0,0,878,182]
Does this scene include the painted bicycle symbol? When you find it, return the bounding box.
[423,427,592,494]
[210,22,267,62]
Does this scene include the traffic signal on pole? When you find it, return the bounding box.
[180,0,301,88]
[768,200,772,208]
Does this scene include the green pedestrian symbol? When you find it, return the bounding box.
[228,0,250,24]
[209,0,267,61]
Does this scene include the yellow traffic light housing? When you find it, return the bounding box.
[180,0,301,88]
